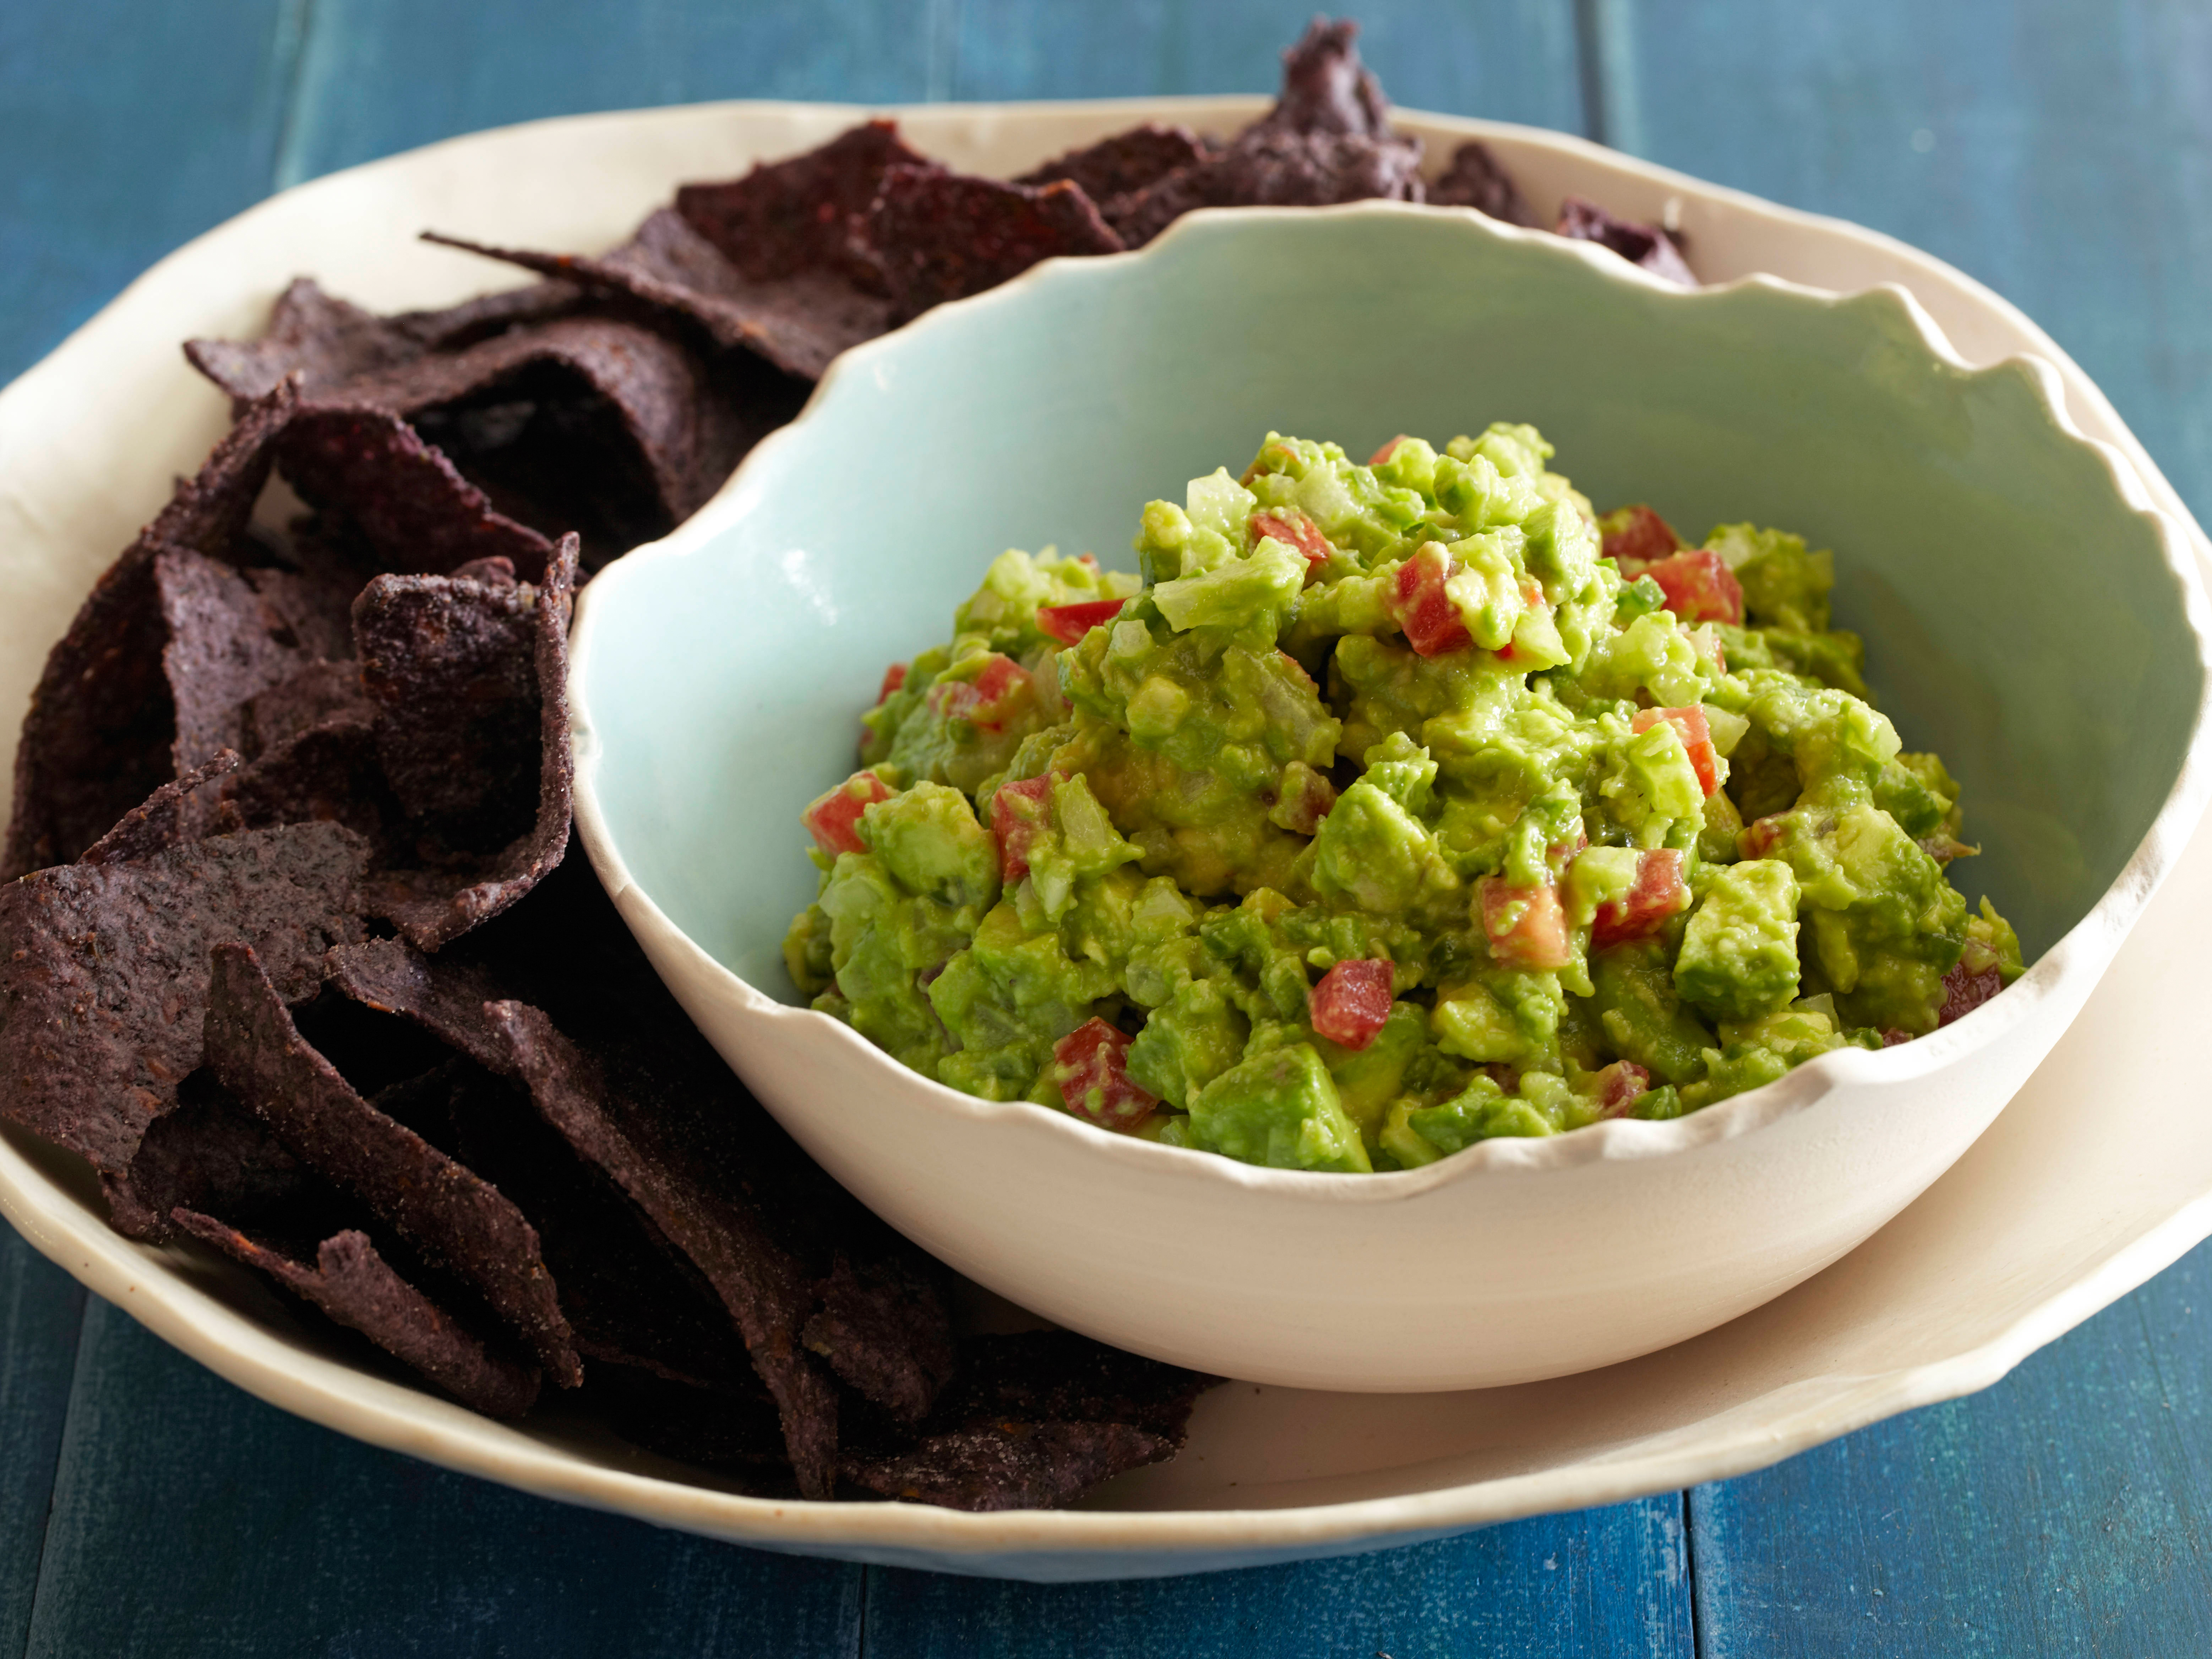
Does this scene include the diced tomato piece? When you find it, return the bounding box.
[1272,764,1338,835]
[1391,543,1472,656]
[1593,1059,1652,1117]
[801,770,895,857]
[1639,548,1744,624]
[877,662,907,703]
[1035,598,1127,646]
[1738,815,1791,859]
[1478,877,1574,970]
[1632,705,1722,796]
[990,773,1055,882]
[928,653,1031,731]
[1937,961,2003,1027]
[1880,1027,1913,1047]
[1251,509,1333,568]
[1052,1018,1158,1132]
[1310,959,1395,1050]
[1547,823,1590,874]
[1240,439,1299,486]
[1590,848,1690,947]
[1494,579,1550,665]
[1600,504,1682,567]
[1368,435,1409,466]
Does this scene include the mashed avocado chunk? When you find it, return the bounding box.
[788,428,2024,1172]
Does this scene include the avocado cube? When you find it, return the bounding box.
[1675,859,1802,1020]
[1189,1044,1372,1172]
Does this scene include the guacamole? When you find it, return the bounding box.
[784,427,2025,1173]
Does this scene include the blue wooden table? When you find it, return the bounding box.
[5,2,2210,1651]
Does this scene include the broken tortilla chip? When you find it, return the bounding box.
[3,382,301,878]
[277,405,555,581]
[78,749,241,867]
[674,119,938,292]
[1555,196,1696,285]
[173,1208,542,1418]
[351,563,539,854]
[933,1329,1215,1442]
[104,1069,309,1241]
[357,532,577,950]
[156,544,356,782]
[1096,16,1422,247]
[322,936,512,1073]
[0,819,367,1191]
[216,716,400,852]
[1256,16,1394,140]
[1427,140,1538,227]
[203,941,581,1386]
[802,1253,957,1425]
[487,999,840,1497]
[582,1361,792,1481]
[423,217,885,384]
[185,276,586,406]
[837,1328,1213,1509]
[871,168,1124,321]
[1013,124,1213,204]
[839,1420,1174,1511]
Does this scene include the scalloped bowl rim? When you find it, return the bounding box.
[569,195,2212,1207]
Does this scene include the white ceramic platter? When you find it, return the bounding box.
[1,97,2208,1583]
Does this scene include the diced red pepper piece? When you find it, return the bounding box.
[990,773,1056,882]
[1631,705,1722,796]
[877,662,908,703]
[1035,598,1128,646]
[1251,509,1333,568]
[1593,1059,1652,1117]
[1391,543,1472,657]
[1368,435,1409,466]
[1478,877,1574,971]
[1638,548,1744,624]
[1052,1018,1158,1132]
[1601,505,1682,567]
[1309,958,1395,1050]
[1590,848,1691,947]
[928,653,1032,732]
[802,770,895,858]
[1937,960,2004,1027]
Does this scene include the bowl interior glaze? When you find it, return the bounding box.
[578,203,2200,1000]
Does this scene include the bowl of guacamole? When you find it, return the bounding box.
[569,203,2212,1389]
[784,424,2026,1172]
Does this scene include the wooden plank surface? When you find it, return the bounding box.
[2,0,2211,1652]
[0,0,298,384]
[0,1226,84,1659]
[20,1296,865,1658]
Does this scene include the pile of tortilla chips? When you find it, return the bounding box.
[0,16,1691,1511]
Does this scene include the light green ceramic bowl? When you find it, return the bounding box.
[570,202,2212,1392]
